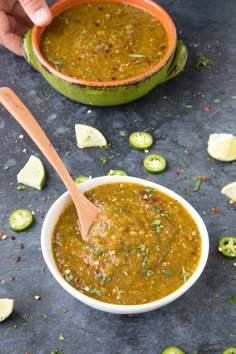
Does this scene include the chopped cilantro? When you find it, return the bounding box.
[41,313,48,320]
[100,157,108,164]
[193,177,202,192]
[142,267,154,276]
[138,244,146,252]
[227,295,234,304]
[163,211,171,218]
[65,271,73,282]
[194,52,213,70]
[57,333,65,341]
[151,219,162,234]
[162,268,173,276]
[153,206,162,213]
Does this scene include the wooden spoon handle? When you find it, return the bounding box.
[0,87,99,240]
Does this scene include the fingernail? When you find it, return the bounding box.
[34,8,50,25]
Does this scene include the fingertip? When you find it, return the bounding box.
[33,8,52,26]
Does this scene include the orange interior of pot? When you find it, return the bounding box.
[32,0,177,86]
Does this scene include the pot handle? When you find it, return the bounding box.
[166,40,188,80]
[22,30,42,72]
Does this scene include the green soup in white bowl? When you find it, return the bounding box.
[41,176,209,314]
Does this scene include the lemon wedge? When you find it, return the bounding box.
[221,181,236,202]
[207,133,236,161]
[17,155,46,190]
[0,299,14,322]
[75,124,107,148]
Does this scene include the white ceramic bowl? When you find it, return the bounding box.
[41,176,209,314]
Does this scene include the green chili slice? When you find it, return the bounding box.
[9,209,33,232]
[74,176,91,184]
[129,131,153,150]
[222,348,236,354]
[106,169,127,176]
[161,346,185,354]
[143,154,166,174]
[218,236,236,259]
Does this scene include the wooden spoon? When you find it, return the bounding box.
[0,87,100,241]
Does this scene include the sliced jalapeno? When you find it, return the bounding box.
[9,209,33,232]
[106,169,127,176]
[129,131,153,151]
[143,153,167,174]
[74,176,91,184]
[161,346,185,354]
[218,236,236,258]
[222,348,236,354]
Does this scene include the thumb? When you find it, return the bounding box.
[18,0,52,26]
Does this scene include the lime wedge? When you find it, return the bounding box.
[207,133,236,161]
[221,181,236,202]
[17,155,46,190]
[75,124,107,148]
[0,298,14,322]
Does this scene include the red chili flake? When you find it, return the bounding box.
[200,175,207,181]
[35,209,41,213]
[151,196,163,204]
[15,256,21,263]
[204,106,211,112]
[175,171,180,177]
[11,236,16,240]
[9,276,15,282]
[161,262,168,269]
[198,134,203,139]
[207,157,212,161]
[196,91,202,96]
[18,195,24,199]
[42,197,48,202]
[116,184,121,191]
[145,58,152,64]
[213,207,219,214]
[140,191,149,199]
[20,243,25,249]
[183,235,193,240]
[0,231,3,237]
[146,177,152,181]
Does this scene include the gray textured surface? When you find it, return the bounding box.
[0,0,235,353]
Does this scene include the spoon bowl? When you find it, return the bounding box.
[0,87,99,241]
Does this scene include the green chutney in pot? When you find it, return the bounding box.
[40,2,169,82]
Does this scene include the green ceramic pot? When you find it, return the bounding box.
[22,0,188,106]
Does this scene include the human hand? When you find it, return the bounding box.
[0,0,52,56]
